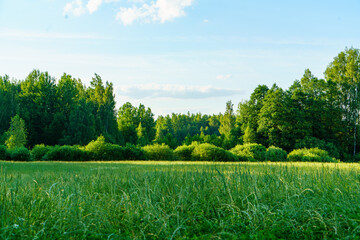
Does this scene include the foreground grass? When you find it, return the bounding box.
[1,161,360,239]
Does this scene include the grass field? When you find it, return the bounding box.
[1,161,360,239]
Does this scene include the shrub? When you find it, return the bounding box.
[0,145,7,160]
[192,143,238,162]
[31,144,51,161]
[43,145,88,161]
[230,143,266,162]
[123,144,146,160]
[85,136,109,160]
[265,146,287,162]
[174,144,196,161]
[295,137,340,159]
[287,148,339,162]
[85,135,126,160]
[9,147,31,161]
[142,143,176,160]
[103,144,125,160]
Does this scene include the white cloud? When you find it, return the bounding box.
[155,0,194,23]
[216,74,232,80]
[116,4,156,26]
[64,0,194,23]
[87,0,103,14]
[64,0,85,16]
[117,84,243,99]
[116,0,194,25]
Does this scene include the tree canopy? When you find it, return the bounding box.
[1,48,360,161]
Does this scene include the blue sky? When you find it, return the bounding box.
[1,0,359,116]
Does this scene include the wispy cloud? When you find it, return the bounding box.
[216,74,232,80]
[117,84,243,99]
[0,29,111,40]
[64,0,194,24]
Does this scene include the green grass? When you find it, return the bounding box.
[1,161,360,239]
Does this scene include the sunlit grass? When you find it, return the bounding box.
[1,161,360,239]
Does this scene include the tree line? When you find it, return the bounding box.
[1,48,360,161]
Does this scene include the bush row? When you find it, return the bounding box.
[228,144,339,162]
[0,146,32,161]
[174,142,238,162]
[0,136,147,161]
[0,139,340,162]
[287,148,339,162]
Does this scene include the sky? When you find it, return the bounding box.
[0,0,360,116]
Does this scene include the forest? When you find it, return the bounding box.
[1,47,360,161]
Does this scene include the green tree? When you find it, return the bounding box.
[18,70,58,146]
[0,75,19,137]
[237,85,269,145]
[155,115,178,148]
[88,74,120,143]
[5,115,27,149]
[137,104,156,142]
[243,123,256,144]
[48,74,82,144]
[61,99,96,145]
[219,101,235,137]
[117,102,139,144]
[325,47,360,155]
[257,85,288,149]
[290,69,342,150]
[117,102,155,145]
[136,122,148,146]
[219,101,238,149]
[208,115,221,135]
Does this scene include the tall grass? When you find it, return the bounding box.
[0,161,360,239]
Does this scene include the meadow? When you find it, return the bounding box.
[1,161,360,239]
